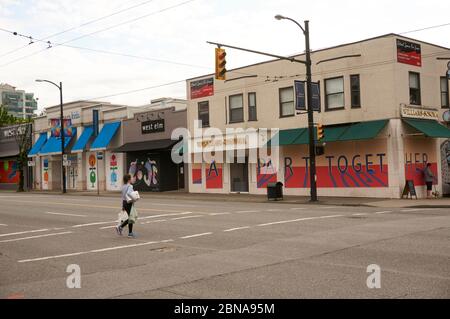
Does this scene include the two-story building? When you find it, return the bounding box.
[186,33,450,198]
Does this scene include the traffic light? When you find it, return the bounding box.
[215,47,226,80]
[317,123,324,141]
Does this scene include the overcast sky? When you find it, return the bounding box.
[1,0,449,112]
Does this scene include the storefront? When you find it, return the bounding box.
[28,101,128,191]
[115,106,187,192]
[0,125,26,190]
[186,34,450,198]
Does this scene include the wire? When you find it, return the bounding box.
[399,22,450,35]
[0,0,158,59]
[0,0,197,67]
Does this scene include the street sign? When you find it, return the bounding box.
[63,160,71,167]
[97,152,103,160]
[447,69,450,80]
[63,154,68,161]
[27,161,35,167]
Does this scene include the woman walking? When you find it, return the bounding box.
[116,174,136,238]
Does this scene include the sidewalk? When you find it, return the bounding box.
[2,189,450,209]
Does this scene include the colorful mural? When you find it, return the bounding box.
[192,164,202,185]
[206,161,222,189]
[87,153,97,190]
[128,157,159,191]
[283,140,389,188]
[257,157,277,188]
[404,138,438,186]
[106,152,123,191]
[42,158,49,190]
[0,160,19,184]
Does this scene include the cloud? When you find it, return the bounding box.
[0,0,449,111]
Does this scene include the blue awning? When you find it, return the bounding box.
[90,122,121,151]
[39,128,77,155]
[71,126,93,153]
[28,133,48,157]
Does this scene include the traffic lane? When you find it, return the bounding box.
[307,227,450,279]
[162,254,449,299]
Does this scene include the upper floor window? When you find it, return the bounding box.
[229,94,244,123]
[248,92,257,121]
[409,72,421,105]
[325,77,345,110]
[440,77,449,108]
[279,87,294,117]
[198,101,209,127]
[350,74,361,108]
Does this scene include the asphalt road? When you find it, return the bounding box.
[0,193,449,299]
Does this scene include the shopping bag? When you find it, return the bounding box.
[118,210,128,225]
[128,205,138,224]
[126,191,140,203]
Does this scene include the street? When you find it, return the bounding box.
[0,192,449,299]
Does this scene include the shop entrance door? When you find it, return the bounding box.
[68,165,78,190]
[230,158,249,193]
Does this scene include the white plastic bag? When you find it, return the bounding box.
[118,210,128,225]
[126,191,140,203]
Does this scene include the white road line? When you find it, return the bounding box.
[267,209,283,212]
[209,212,231,216]
[352,213,369,216]
[0,228,49,238]
[0,224,7,226]
[180,232,213,239]
[0,231,73,243]
[257,214,343,227]
[320,206,339,209]
[18,240,162,263]
[141,219,167,225]
[160,239,174,243]
[401,208,431,212]
[171,215,203,221]
[290,207,307,211]
[139,212,194,220]
[235,210,259,214]
[374,211,393,215]
[100,225,117,230]
[72,221,116,228]
[223,226,251,232]
[45,212,87,217]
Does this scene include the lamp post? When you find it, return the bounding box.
[35,79,66,194]
[275,15,317,202]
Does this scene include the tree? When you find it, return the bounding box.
[13,121,33,192]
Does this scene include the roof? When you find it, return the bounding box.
[187,33,450,82]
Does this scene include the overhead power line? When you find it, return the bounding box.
[0,0,158,59]
[399,22,450,35]
[0,0,197,67]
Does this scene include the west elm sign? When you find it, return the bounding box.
[142,119,165,134]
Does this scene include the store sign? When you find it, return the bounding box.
[71,111,81,120]
[401,106,439,120]
[397,39,421,67]
[190,78,214,99]
[141,119,165,134]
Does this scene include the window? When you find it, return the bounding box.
[409,72,421,105]
[279,87,294,117]
[229,94,244,123]
[325,77,345,110]
[248,92,257,121]
[441,77,449,108]
[350,75,361,108]
[198,101,209,127]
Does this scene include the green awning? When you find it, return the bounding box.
[322,125,352,143]
[403,119,450,138]
[267,128,305,146]
[338,119,388,141]
[265,119,389,147]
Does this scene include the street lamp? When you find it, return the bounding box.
[35,79,66,194]
[275,15,318,202]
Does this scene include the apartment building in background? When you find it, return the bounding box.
[0,83,38,119]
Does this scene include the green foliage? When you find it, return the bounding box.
[0,105,33,126]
